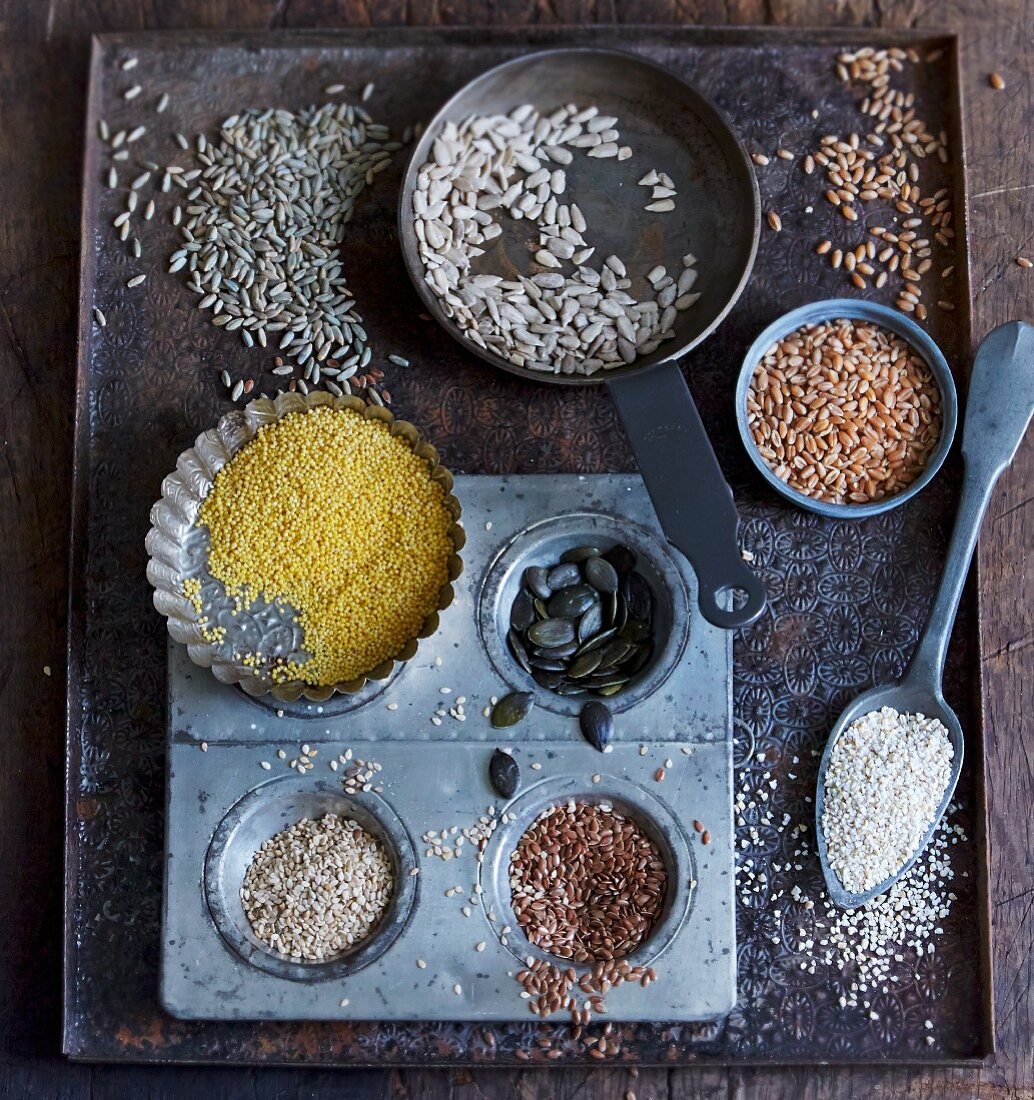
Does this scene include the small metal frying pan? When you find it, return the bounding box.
[398,48,766,629]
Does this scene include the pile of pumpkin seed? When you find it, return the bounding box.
[508,543,654,698]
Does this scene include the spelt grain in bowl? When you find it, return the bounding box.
[745,316,943,507]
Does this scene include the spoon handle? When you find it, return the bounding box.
[906,322,1034,689]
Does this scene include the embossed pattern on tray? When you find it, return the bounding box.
[67,26,987,1065]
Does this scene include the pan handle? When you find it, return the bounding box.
[607,362,767,630]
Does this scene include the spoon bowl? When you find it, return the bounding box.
[814,679,965,909]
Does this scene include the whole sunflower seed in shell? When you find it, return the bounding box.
[411,104,702,377]
[169,102,403,376]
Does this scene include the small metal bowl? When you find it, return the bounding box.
[146,392,465,702]
[735,299,958,519]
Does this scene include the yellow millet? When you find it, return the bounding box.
[196,406,454,685]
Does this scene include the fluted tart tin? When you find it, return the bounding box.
[145,391,464,702]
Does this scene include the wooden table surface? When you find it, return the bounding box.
[1,1,1030,1097]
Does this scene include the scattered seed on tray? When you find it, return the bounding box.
[241,813,393,961]
[517,948,658,1026]
[745,317,942,505]
[1017,256,1033,268]
[793,49,958,313]
[989,71,1005,89]
[412,104,701,377]
[488,748,520,799]
[821,706,953,894]
[167,102,403,388]
[490,691,533,729]
[510,801,666,964]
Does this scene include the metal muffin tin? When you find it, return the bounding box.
[163,473,734,1021]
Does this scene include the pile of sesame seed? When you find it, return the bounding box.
[195,405,456,686]
[240,813,394,961]
[735,740,968,1019]
[509,801,667,963]
[821,706,953,894]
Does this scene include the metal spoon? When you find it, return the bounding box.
[815,321,1034,909]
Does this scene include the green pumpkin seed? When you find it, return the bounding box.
[617,594,632,633]
[568,649,604,678]
[532,667,564,690]
[524,566,552,600]
[547,562,582,590]
[533,597,549,618]
[547,584,597,619]
[560,544,601,564]
[507,628,532,673]
[602,543,637,576]
[587,669,631,687]
[576,625,618,655]
[625,642,653,675]
[535,640,579,659]
[598,639,634,669]
[528,618,576,647]
[624,572,652,621]
[529,656,567,671]
[579,701,614,751]
[596,682,626,697]
[491,691,534,729]
[622,618,651,643]
[510,590,536,632]
[584,555,619,593]
[489,748,520,799]
[578,603,603,643]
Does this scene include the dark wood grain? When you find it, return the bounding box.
[1,1,1030,1098]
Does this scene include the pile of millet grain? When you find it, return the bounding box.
[197,405,456,685]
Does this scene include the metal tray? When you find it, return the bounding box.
[164,474,735,1023]
[66,25,991,1065]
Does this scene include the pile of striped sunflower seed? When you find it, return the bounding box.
[167,103,407,402]
[412,104,701,376]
